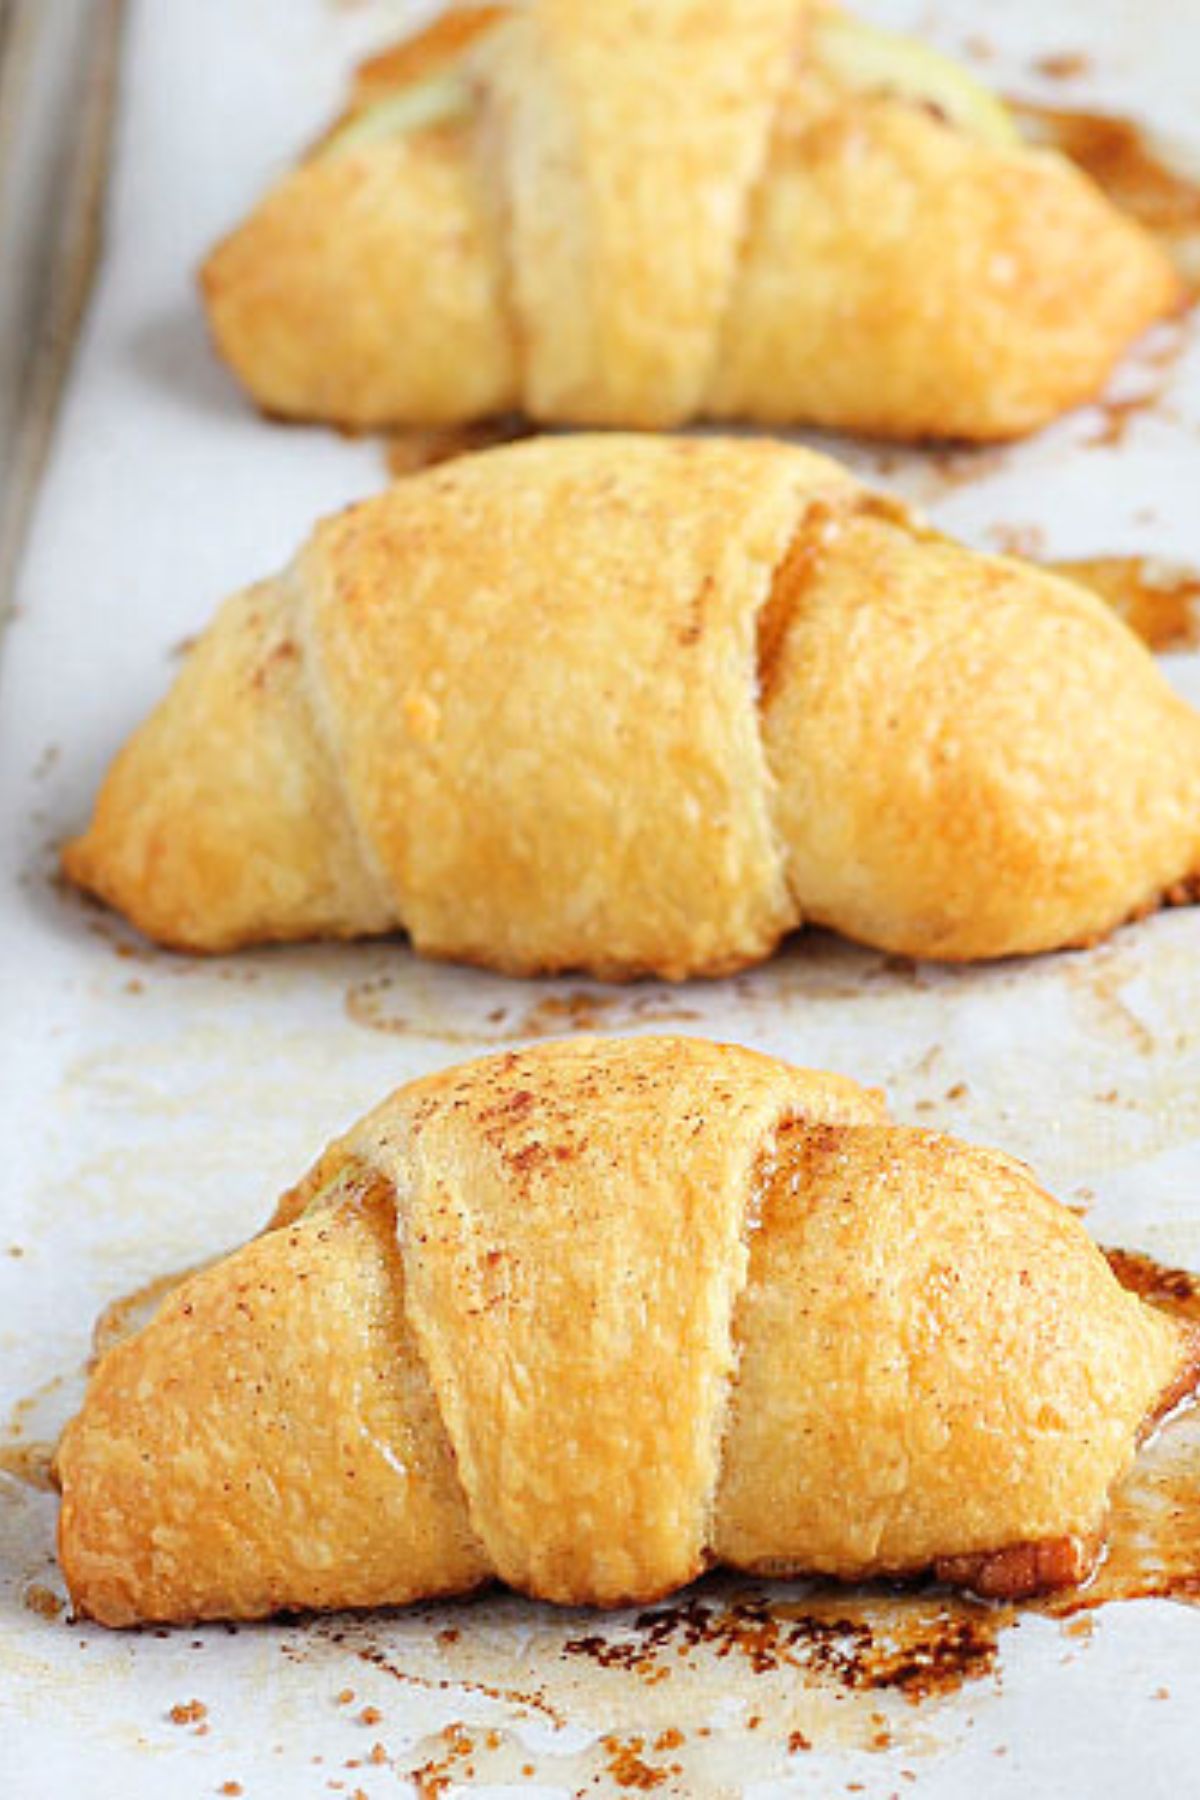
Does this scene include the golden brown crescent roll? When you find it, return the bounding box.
[63,435,1200,978]
[57,1036,1199,1626]
[199,1,1179,441]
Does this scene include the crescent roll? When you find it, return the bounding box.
[199,1,1179,441]
[57,1036,1199,1626]
[63,435,1200,979]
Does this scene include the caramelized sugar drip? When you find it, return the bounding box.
[1105,1247,1200,1322]
[937,1535,1098,1602]
[386,416,531,479]
[1014,102,1200,288]
[1048,557,1200,651]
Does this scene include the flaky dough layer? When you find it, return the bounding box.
[200,3,1179,440]
[57,1037,1197,1626]
[64,436,1200,978]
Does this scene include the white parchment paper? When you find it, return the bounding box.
[3,1,1200,1794]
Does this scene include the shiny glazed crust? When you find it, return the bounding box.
[62,435,1200,977]
[199,2,1179,440]
[56,1037,1197,1626]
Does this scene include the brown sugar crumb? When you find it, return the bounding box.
[168,1700,207,1726]
[335,1688,355,1706]
[368,1744,388,1766]
[219,1786,242,1797]
[788,1730,812,1753]
[601,1736,668,1790]
[653,1729,684,1752]
[1034,51,1090,80]
[358,1706,382,1726]
[402,1725,478,1799]
[24,1584,64,1619]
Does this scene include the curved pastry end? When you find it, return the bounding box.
[939,1320,1200,1601]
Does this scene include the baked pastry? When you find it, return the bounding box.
[63,435,1200,979]
[57,1036,1200,1626]
[199,1,1179,441]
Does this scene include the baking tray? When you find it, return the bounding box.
[4,0,1200,1793]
